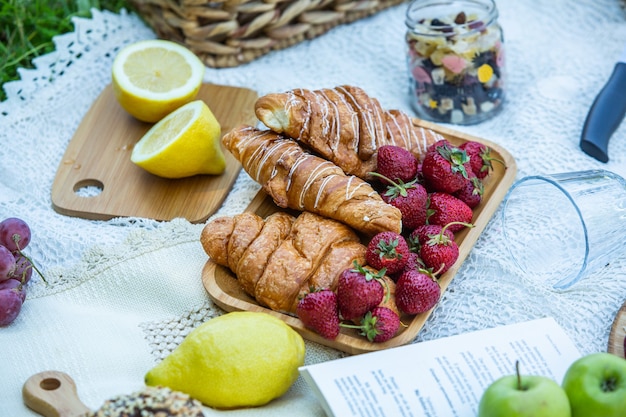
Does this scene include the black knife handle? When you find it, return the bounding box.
[580,62,626,162]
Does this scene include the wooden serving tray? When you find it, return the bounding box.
[51,83,258,223]
[608,300,626,358]
[202,120,517,354]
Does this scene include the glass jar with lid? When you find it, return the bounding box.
[405,0,505,125]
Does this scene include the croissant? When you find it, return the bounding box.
[201,211,367,314]
[254,85,444,179]
[222,125,403,235]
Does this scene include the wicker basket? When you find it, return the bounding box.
[129,0,407,68]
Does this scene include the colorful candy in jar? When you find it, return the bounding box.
[405,1,505,125]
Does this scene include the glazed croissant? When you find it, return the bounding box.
[201,211,367,314]
[222,125,403,235]
[254,85,444,179]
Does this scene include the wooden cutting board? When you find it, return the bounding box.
[51,83,258,223]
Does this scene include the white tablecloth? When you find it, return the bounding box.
[1,0,626,415]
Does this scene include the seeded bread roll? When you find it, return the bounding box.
[90,386,205,417]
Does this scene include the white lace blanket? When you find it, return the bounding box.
[1,0,626,415]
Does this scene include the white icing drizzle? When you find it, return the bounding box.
[326,88,360,153]
[336,86,384,154]
[298,160,337,209]
[314,174,337,208]
[300,89,312,140]
[345,175,373,201]
[318,92,332,139]
[276,88,443,170]
[316,89,343,153]
[385,112,411,149]
[417,126,444,150]
[287,151,309,192]
[251,131,284,181]
[236,127,382,213]
[284,92,297,123]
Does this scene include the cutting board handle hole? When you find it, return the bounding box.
[40,377,61,391]
[73,179,104,197]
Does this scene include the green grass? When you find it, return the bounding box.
[0,0,132,101]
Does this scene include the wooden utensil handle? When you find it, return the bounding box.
[23,371,91,417]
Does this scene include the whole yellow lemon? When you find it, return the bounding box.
[145,311,305,409]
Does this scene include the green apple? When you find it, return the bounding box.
[562,352,626,417]
[478,362,571,417]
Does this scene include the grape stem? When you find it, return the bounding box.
[12,234,47,285]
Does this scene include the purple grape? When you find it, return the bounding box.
[0,279,26,303]
[0,288,23,326]
[0,217,31,252]
[9,254,33,284]
[0,245,16,281]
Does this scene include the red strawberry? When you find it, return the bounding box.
[421,141,471,193]
[342,307,400,343]
[395,268,441,315]
[336,262,386,321]
[419,224,461,275]
[375,145,419,183]
[372,173,428,230]
[377,275,399,315]
[425,139,451,155]
[409,224,455,252]
[366,231,410,275]
[459,141,504,179]
[398,251,425,277]
[452,173,484,209]
[296,289,341,340]
[427,192,473,232]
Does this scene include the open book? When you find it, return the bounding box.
[299,317,581,417]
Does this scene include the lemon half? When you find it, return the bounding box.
[112,39,205,122]
[130,100,225,178]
